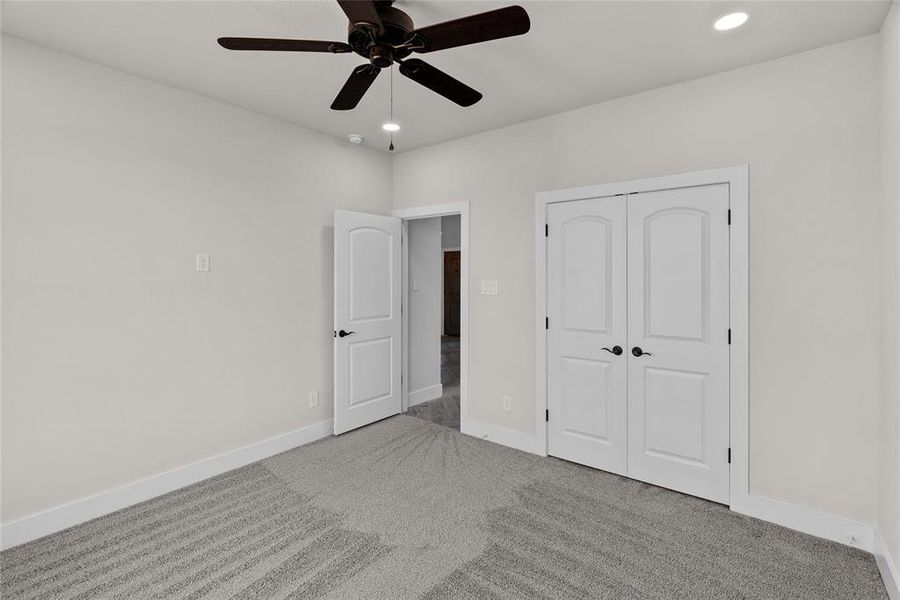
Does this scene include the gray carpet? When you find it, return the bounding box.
[1,415,888,599]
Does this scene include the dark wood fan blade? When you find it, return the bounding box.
[399,59,482,107]
[337,0,384,33]
[331,65,380,110]
[410,5,530,53]
[218,37,352,53]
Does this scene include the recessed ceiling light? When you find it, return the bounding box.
[347,134,364,144]
[714,11,749,31]
[382,122,400,132]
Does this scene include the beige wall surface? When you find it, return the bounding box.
[393,36,882,524]
[879,1,900,565]
[0,36,392,522]
[1,26,891,536]
[407,217,442,397]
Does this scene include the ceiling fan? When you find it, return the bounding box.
[217,0,530,110]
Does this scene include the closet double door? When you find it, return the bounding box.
[546,184,730,504]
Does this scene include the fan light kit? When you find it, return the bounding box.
[217,0,530,111]
[714,11,749,31]
[382,122,400,132]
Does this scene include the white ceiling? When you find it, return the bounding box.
[1,0,890,152]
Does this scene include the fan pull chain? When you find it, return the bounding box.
[389,65,395,152]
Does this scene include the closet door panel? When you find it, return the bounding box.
[546,196,627,474]
[626,184,730,504]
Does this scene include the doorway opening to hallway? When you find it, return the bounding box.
[404,214,462,430]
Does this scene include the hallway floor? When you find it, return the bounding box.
[407,336,460,430]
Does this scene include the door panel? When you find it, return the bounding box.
[334,210,401,435]
[349,228,393,320]
[563,218,612,333]
[560,357,611,441]
[644,209,708,341]
[643,367,707,465]
[627,185,730,504]
[547,197,627,474]
[349,337,393,406]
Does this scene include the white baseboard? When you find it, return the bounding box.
[408,384,443,407]
[876,530,900,600]
[458,410,880,564]
[730,493,874,552]
[0,419,333,551]
[461,418,543,456]
[5,413,893,599]
[459,419,881,559]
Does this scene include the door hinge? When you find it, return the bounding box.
[546,409,549,422]
[545,317,549,330]
[727,447,732,464]
[545,224,549,237]
[727,209,732,225]
[728,329,732,344]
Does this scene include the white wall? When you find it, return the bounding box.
[878,0,900,572]
[0,24,891,548]
[0,36,392,523]
[407,217,442,405]
[393,36,882,525]
[441,214,461,249]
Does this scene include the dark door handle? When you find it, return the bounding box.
[602,345,623,356]
[338,329,356,338]
[631,346,652,357]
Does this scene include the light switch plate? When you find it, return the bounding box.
[412,277,422,291]
[502,395,512,411]
[480,280,498,295]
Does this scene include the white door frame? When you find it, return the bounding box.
[393,202,469,430]
[535,166,748,508]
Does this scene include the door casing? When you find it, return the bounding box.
[535,166,748,509]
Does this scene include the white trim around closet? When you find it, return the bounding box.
[534,166,872,553]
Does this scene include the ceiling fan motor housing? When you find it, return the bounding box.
[347,5,415,66]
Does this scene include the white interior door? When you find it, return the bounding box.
[546,196,628,475]
[334,210,402,435]
[626,184,730,503]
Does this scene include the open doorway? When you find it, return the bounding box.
[395,204,468,432]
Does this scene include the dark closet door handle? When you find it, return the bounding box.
[631,346,652,357]
[602,346,623,356]
[338,329,356,338]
